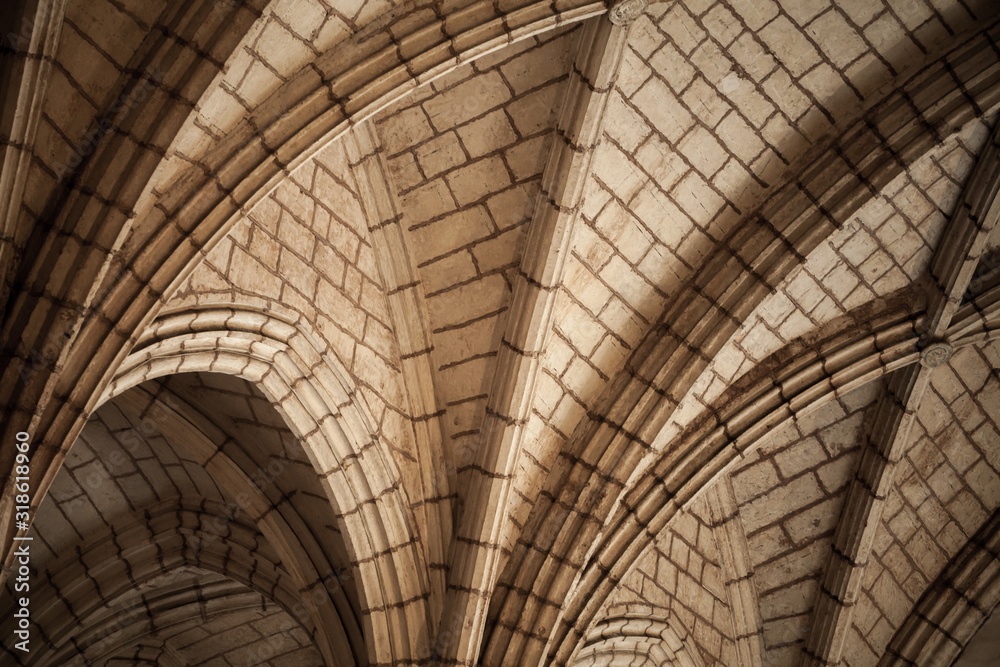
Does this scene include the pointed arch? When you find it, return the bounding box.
[104,304,432,664]
[573,616,705,667]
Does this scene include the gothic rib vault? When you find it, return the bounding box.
[2,0,1000,665]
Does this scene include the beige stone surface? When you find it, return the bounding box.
[3,0,1000,665]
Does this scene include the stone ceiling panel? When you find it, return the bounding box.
[373,25,579,468]
[124,574,323,667]
[167,140,418,497]
[161,372,355,568]
[550,0,993,426]
[1,371,358,664]
[601,495,739,666]
[728,380,880,665]
[522,0,995,489]
[14,0,169,274]
[145,0,398,202]
[70,568,323,667]
[843,339,1000,665]
[649,114,994,456]
[29,398,228,570]
[32,0,166,177]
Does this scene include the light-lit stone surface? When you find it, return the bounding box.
[3,0,1000,665]
[730,382,879,665]
[601,496,741,666]
[842,340,1000,666]
[373,25,578,475]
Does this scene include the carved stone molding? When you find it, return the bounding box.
[920,341,954,368]
[608,0,648,25]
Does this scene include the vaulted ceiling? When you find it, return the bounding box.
[2,0,1000,665]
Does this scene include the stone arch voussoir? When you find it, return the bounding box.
[102,304,432,664]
